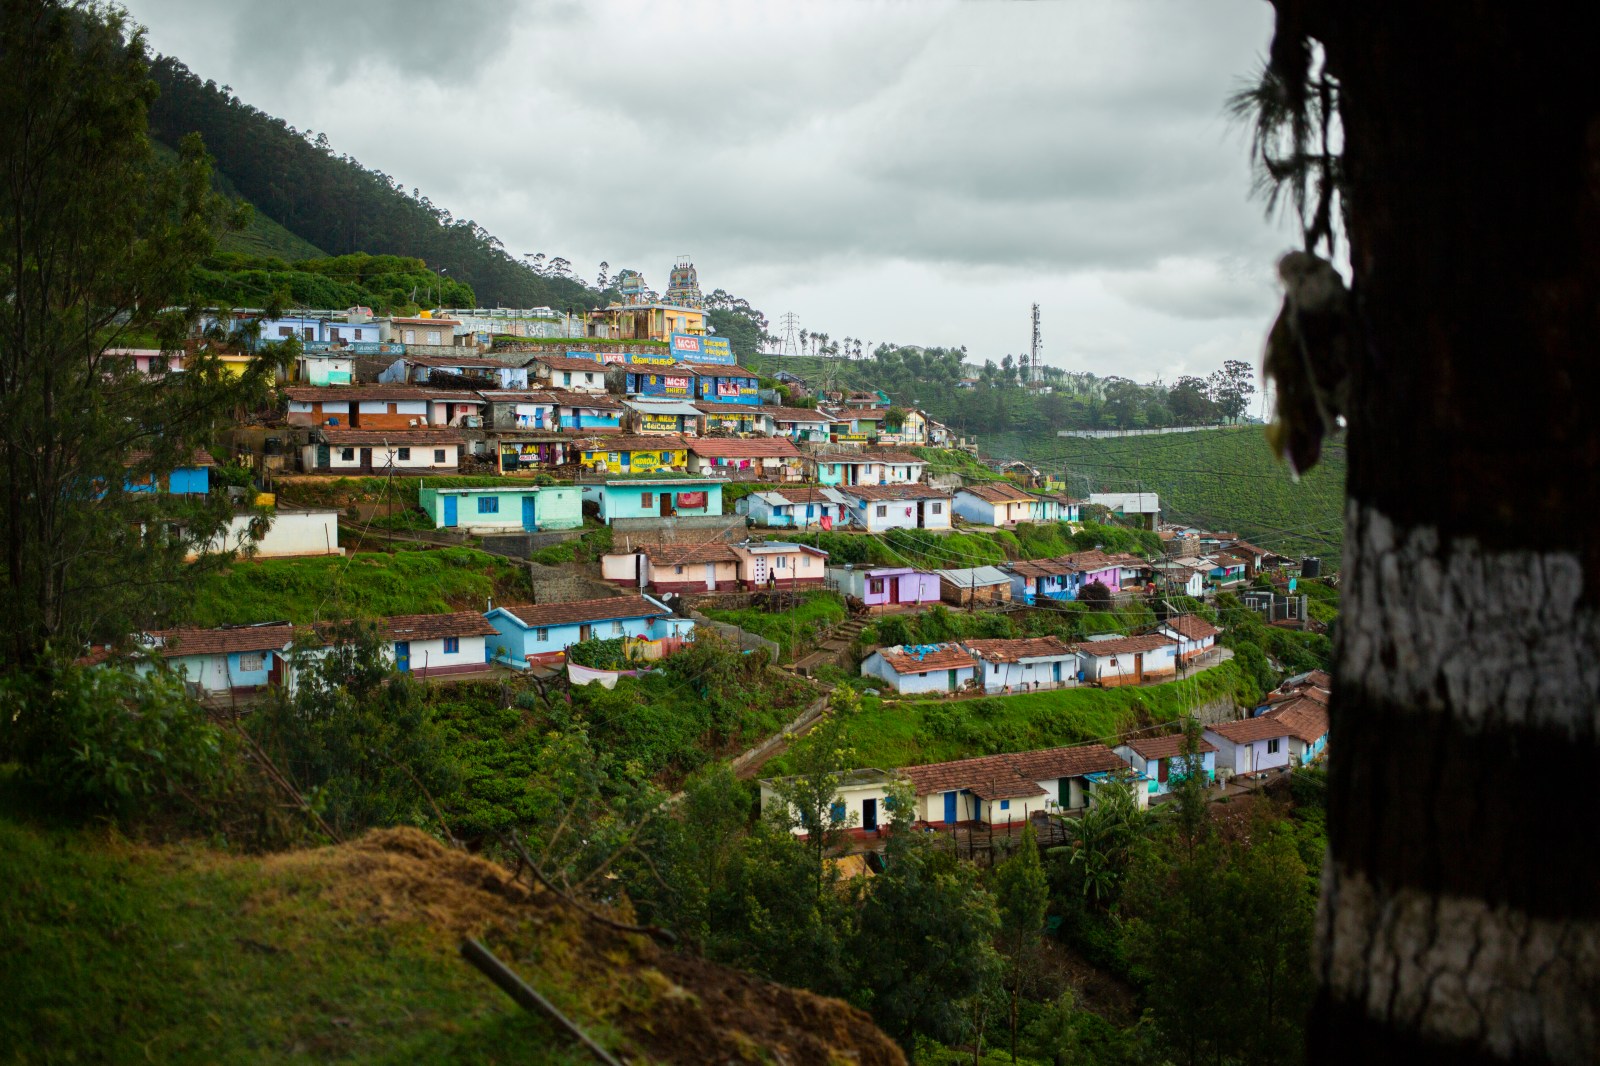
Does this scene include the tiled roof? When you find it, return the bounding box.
[1263,699,1330,744]
[579,434,688,452]
[283,385,438,402]
[125,447,217,468]
[494,595,667,629]
[898,753,1047,801]
[476,390,563,403]
[688,438,800,458]
[636,542,741,565]
[378,611,498,640]
[318,427,464,445]
[1005,743,1126,780]
[856,450,925,463]
[1162,615,1222,641]
[143,623,295,657]
[550,391,624,408]
[402,354,504,368]
[1124,733,1219,759]
[962,636,1075,663]
[761,486,838,504]
[628,362,700,376]
[1006,558,1075,579]
[876,643,976,674]
[529,354,609,372]
[1208,716,1297,744]
[843,484,950,501]
[1068,634,1177,658]
[693,401,765,416]
[960,483,1036,504]
[762,406,831,422]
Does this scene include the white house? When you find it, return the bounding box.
[1088,491,1161,529]
[859,643,977,695]
[805,450,927,486]
[962,636,1078,693]
[379,354,525,388]
[1068,633,1178,687]
[900,743,1141,826]
[836,485,952,533]
[1157,614,1222,661]
[528,353,610,393]
[302,428,462,473]
[199,508,341,560]
[759,768,906,837]
[295,352,355,385]
[304,612,498,679]
[952,482,1039,527]
[1207,696,1329,774]
[128,623,296,695]
[1114,732,1218,797]
[1152,561,1208,598]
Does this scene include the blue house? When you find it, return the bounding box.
[1114,733,1218,797]
[625,363,698,400]
[581,477,723,524]
[125,448,216,495]
[485,593,691,667]
[130,622,296,695]
[693,365,761,405]
[742,486,845,529]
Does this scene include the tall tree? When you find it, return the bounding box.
[994,823,1050,1064]
[0,0,272,668]
[1248,5,1600,1061]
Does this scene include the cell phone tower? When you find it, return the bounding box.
[1027,302,1042,383]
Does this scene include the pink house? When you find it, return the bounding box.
[826,565,941,609]
[109,348,185,375]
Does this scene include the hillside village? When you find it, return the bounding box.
[99,255,1335,850]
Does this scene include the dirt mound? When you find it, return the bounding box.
[265,827,907,1066]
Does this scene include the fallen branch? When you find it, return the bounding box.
[459,938,625,1066]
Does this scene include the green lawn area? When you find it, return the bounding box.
[0,805,599,1064]
[182,547,529,626]
[773,659,1250,773]
[701,590,848,660]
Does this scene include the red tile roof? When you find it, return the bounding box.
[961,483,1036,504]
[401,354,504,368]
[550,391,624,408]
[1005,743,1126,780]
[125,447,217,468]
[876,643,976,674]
[1162,615,1222,641]
[283,385,439,402]
[1208,716,1297,744]
[1124,733,1219,760]
[687,438,801,458]
[962,636,1075,663]
[377,611,498,640]
[762,486,838,504]
[143,623,295,657]
[762,406,831,422]
[494,595,667,629]
[578,434,688,452]
[843,484,950,501]
[899,754,1047,801]
[1261,697,1330,743]
[1068,634,1175,658]
[530,354,610,372]
[635,542,741,566]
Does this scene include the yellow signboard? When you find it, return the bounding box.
[639,414,680,432]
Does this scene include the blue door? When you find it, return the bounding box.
[521,495,537,531]
[443,496,458,527]
[1053,661,1062,683]
[943,791,957,824]
[395,641,410,672]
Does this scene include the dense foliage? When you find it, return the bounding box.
[189,252,475,313]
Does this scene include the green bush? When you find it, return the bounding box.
[0,664,225,817]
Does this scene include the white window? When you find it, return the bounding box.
[238,653,264,672]
[931,502,942,514]
[611,621,624,636]
[404,329,416,343]
[1267,738,1281,754]
[775,556,787,569]
[876,505,887,518]
[426,330,442,344]
[535,627,549,642]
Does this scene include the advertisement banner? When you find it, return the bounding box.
[663,375,691,390]
[671,332,735,365]
[627,353,678,366]
[639,414,680,433]
[599,351,628,365]
[715,380,742,398]
[564,351,602,362]
[836,432,871,442]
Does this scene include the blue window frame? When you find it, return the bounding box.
[478,496,499,514]
[1000,799,1010,811]
[830,802,846,824]
[443,637,460,653]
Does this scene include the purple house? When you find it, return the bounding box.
[826,565,941,608]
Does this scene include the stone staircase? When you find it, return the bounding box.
[794,616,867,676]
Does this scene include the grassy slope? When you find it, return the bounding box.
[985,426,1346,568]
[182,548,529,626]
[702,591,848,660]
[0,810,902,1065]
[772,660,1250,773]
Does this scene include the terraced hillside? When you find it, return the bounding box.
[986,426,1346,568]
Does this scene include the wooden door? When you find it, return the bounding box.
[359,447,372,469]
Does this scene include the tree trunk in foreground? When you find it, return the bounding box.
[1267,2,1600,1062]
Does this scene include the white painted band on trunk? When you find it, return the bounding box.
[1317,861,1600,1062]
[1342,500,1600,734]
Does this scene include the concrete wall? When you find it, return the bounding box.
[479,529,585,561]
[611,514,746,543]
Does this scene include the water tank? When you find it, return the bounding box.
[1301,556,1322,578]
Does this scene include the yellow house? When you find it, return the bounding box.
[579,434,689,475]
[586,302,705,343]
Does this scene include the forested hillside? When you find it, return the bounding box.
[147,58,600,311]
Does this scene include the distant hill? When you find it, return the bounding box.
[985,426,1346,568]
[146,57,602,311]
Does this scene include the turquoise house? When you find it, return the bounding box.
[418,484,582,532]
[580,477,723,524]
[125,447,215,495]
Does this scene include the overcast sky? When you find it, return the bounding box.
[128,0,1290,382]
